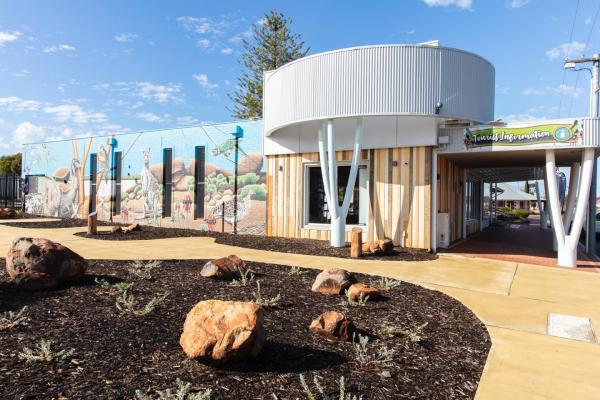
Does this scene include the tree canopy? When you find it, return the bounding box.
[0,153,21,176]
[229,9,309,120]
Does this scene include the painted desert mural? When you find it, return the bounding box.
[21,120,266,234]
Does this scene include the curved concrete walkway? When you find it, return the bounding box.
[1,219,599,399]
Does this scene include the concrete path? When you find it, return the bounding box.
[1,220,599,399]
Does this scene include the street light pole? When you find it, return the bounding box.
[564,54,599,256]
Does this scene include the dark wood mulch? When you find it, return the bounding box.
[0,258,490,400]
[1,218,122,229]
[0,213,45,220]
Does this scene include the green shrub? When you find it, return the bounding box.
[240,184,266,200]
[512,209,530,218]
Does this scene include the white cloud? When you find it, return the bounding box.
[43,44,76,54]
[423,0,472,10]
[177,115,200,125]
[197,38,212,49]
[136,112,165,123]
[193,73,218,90]
[0,96,41,111]
[522,88,545,96]
[96,81,183,104]
[12,122,45,145]
[499,114,546,123]
[549,84,582,98]
[509,0,529,8]
[585,17,593,25]
[114,33,139,42]
[546,41,586,60]
[137,82,182,103]
[12,69,29,78]
[0,31,21,46]
[229,28,252,45]
[177,16,227,35]
[520,85,582,98]
[0,143,8,149]
[220,47,234,55]
[43,104,108,124]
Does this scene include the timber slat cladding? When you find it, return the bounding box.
[266,146,432,249]
[437,156,464,243]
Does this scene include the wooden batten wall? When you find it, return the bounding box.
[437,156,464,243]
[266,147,431,249]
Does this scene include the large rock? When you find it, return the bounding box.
[309,311,356,342]
[311,268,356,295]
[347,282,380,301]
[5,237,87,290]
[180,300,265,364]
[378,239,394,255]
[200,255,246,279]
[0,208,16,219]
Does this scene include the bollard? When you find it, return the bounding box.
[350,227,363,258]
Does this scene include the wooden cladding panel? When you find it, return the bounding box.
[266,147,431,250]
[437,156,464,243]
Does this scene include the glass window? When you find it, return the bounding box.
[306,165,368,225]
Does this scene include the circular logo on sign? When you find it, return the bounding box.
[554,127,571,141]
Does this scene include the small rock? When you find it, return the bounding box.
[369,242,380,253]
[122,223,141,233]
[179,300,265,365]
[361,243,371,254]
[347,282,380,301]
[5,237,87,290]
[200,255,246,279]
[0,208,16,219]
[378,239,394,255]
[309,311,356,342]
[311,268,356,295]
[110,226,123,234]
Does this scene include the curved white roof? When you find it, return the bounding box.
[263,44,495,137]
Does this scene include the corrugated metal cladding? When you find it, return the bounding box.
[264,45,495,136]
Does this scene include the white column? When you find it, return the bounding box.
[462,170,467,239]
[563,163,580,234]
[535,180,547,230]
[317,118,363,247]
[546,148,596,267]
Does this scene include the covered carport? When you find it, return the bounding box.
[435,119,600,268]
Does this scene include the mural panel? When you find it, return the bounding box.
[22,121,266,234]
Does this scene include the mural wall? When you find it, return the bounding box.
[21,121,266,234]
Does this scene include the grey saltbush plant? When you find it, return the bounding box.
[18,339,74,363]
[352,334,395,368]
[115,291,168,316]
[399,322,428,343]
[228,267,255,287]
[373,276,401,291]
[95,278,133,295]
[129,260,162,279]
[288,265,307,275]
[295,374,361,400]
[341,290,369,307]
[0,306,28,330]
[251,281,281,307]
[135,378,212,400]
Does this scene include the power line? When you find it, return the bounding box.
[569,1,600,116]
[559,0,581,118]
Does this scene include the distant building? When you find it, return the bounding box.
[495,183,537,210]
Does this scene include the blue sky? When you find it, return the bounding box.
[0,0,598,154]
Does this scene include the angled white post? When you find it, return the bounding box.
[562,163,580,234]
[535,180,547,230]
[545,148,595,267]
[317,118,363,247]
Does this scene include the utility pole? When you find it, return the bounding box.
[564,54,599,256]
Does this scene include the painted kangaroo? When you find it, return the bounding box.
[141,148,160,220]
[57,159,81,218]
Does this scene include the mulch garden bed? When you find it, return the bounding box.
[1,218,120,229]
[0,258,490,399]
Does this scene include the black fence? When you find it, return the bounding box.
[0,175,22,209]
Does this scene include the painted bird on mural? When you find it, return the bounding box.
[211,137,246,158]
[209,190,254,226]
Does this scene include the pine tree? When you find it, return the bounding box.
[229,9,309,119]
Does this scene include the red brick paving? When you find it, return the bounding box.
[446,218,600,272]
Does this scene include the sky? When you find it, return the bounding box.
[0,0,598,155]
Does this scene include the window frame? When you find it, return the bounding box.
[302,161,369,230]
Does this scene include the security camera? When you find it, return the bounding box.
[435,102,443,114]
